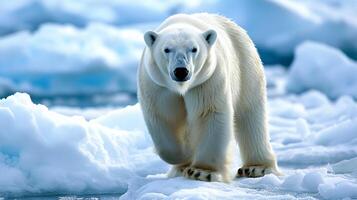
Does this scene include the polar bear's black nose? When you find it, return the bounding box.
[173,68,190,82]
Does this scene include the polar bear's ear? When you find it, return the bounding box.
[202,29,217,46]
[144,31,158,47]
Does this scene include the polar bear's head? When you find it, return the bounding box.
[144,26,217,94]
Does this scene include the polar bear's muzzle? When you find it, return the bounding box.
[170,52,192,82]
[171,67,191,82]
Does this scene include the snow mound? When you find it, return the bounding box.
[0,0,174,36]
[1,91,357,199]
[121,169,357,199]
[331,157,357,174]
[287,41,357,99]
[184,0,357,64]
[1,0,356,65]
[0,23,144,98]
[0,93,165,195]
[270,91,357,166]
[319,181,357,199]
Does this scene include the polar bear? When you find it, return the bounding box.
[138,13,279,182]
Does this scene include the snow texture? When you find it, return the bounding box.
[0,93,163,195]
[0,0,173,36]
[0,23,143,98]
[0,0,356,199]
[1,0,357,101]
[3,0,357,62]
[1,91,357,199]
[287,41,357,99]
[184,0,357,63]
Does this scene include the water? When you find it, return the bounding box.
[23,93,137,108]
[2,193,124,200]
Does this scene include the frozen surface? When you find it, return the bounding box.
[1,0,357,67]
[1,0,357,104]
[0,0,356,199]
[287,41,357,99]
[0,0,175,36]
[185,0,357,63]
[1,91,357,199]
[0,23,144,100]
[0,93,165,196]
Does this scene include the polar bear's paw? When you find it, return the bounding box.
[183,167,223,182]
[236,166,272,178]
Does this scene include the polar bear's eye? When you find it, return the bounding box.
[191,47,197,53]
[164,48,171,53]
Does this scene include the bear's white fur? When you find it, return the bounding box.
[138,13,279,182]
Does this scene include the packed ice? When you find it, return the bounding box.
[1,0,357,101]
[0,89,356,199]
[0,0,356,199]
[287,41,357,99]
[0,23,144,99]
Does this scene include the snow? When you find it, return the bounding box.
[1,91,357,199]
[184,0,357,64]
[287,41,357,99]
[0,93,163,195]
[0,23,144,99]
[0,0,356,199]
[1,0,357,69]
[1,0,357,104]
[331,157,357,174]
[0,0,174,36]
[319,181,357,200]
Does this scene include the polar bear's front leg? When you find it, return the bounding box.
[235,98,280,178]
[183,109,233,182]
[144,111,191,165]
